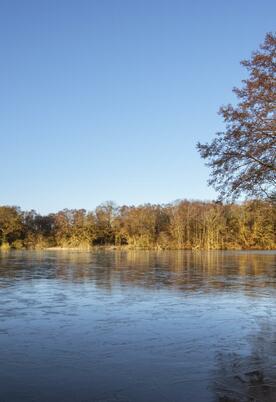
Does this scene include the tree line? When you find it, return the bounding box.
[0,199,275,250]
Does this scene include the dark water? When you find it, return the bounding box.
[0,250,276,402]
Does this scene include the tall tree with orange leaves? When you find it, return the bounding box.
[197,33,276,199]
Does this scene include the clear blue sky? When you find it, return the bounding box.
[1,0,275,214]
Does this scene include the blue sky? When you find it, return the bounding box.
[1,0,275,213]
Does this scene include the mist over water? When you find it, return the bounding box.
[0,250,276,402]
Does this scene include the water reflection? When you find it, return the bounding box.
[0,250,275,402]
[0,250,275,293]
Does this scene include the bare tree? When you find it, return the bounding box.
[197,33,276,199]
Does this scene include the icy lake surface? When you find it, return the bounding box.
[0,250,276,402]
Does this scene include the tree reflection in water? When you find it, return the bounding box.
[0,250,275,293]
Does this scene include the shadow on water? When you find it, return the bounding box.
[213,317,276,402]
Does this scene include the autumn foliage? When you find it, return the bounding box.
[197,33,276,199]
[0,200,275,250]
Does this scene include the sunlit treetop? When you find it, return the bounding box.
[197,32,276,200]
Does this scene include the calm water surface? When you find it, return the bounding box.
[0,250,276,402]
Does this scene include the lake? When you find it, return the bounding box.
[0,250,275,402]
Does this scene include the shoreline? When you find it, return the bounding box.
[1,245,275,252]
